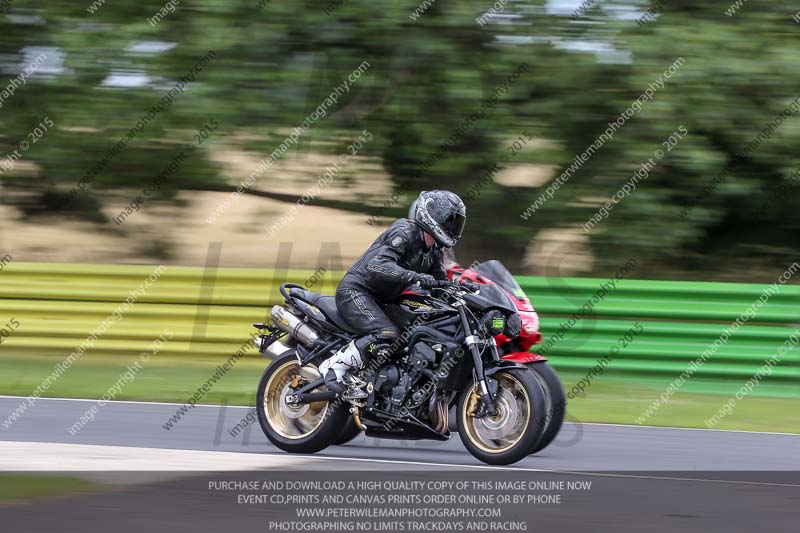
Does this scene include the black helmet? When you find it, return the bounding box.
[411,190,466,248]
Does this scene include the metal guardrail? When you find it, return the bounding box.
[516,276,799,383]
[1,262,797,388]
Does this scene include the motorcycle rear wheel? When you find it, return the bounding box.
[257,352,348,454]
[458,368,546,465]
[333,417,362,445]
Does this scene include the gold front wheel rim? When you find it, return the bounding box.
[462,373,531,454]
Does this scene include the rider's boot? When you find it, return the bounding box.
[319,340,366,398]
[319,337,393,399]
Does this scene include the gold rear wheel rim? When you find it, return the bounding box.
[264,360,329,440]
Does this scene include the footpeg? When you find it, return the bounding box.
[342,375,368,400]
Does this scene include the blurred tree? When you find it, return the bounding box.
[0,0,797,279]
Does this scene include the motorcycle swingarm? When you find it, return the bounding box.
[283,377,334,405]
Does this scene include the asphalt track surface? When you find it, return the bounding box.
[1,396,798,471]
[1,396,799,533]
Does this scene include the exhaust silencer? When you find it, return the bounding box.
[271,305,319,348]
[262,339,290,358]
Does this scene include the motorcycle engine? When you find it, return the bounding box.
[390,342,436,410]
[363,341,439,416]
[374,365,400,394]
[366,340,465,421]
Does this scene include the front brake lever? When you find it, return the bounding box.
[457,281,479,294]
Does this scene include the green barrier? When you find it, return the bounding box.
[1,262,797,392]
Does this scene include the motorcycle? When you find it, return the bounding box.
[332,253,566,453]
[254,279,549,465]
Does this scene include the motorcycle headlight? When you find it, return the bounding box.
[504,312,522,339]
[482,310,506,336]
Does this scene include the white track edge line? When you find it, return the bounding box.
[285,453,800,488]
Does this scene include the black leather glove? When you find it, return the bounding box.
[413,273,437,290]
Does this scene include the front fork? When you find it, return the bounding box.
[457,304,499,417]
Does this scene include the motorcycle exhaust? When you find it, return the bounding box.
[263,339,291,358]
[270,305,320,348]
[428,392,449,434]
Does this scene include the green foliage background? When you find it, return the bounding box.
[0,0,797,280]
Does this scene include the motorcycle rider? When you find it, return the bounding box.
[318,190,467,396]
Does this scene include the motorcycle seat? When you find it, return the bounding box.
[289,288,359,333]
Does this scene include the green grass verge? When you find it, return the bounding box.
[0,474,102,503]
[559,373,800,433]
[0,354,797,434]
[0,353,267,406]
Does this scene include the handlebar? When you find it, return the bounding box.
[431,280,479,294]
[460,281,481,293]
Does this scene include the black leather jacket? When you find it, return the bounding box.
[341,219,448,301]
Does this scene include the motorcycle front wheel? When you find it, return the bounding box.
[457,368,547,465]
[257,351,348,454]
[527,362,566,454]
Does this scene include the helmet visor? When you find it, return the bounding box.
[442,212,466,240]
